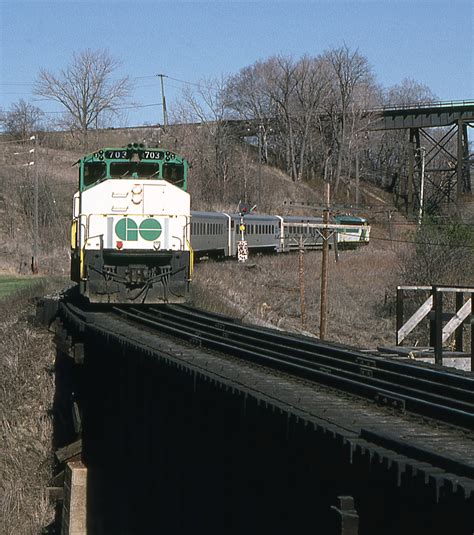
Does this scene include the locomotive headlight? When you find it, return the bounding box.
[153,240,161,250]
[132,185,143,195]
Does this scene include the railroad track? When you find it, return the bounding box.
[111,304,474,431]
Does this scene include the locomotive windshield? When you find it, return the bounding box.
[110,162,160,178]
[84,162,106,187]
[78,145,189,191]
[163,163,185,187]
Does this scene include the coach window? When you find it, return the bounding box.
[83,162,106,187]
[163,163,185,188]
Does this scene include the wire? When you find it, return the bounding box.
[0,137,33,144]
[0,82,34,86]
[369,235,474,249]
[164,75,202,88]
[38,102,163,114]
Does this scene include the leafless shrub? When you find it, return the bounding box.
[0,281,65,534]
[191,234,399,349]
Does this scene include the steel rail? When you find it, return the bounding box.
[111,305,474,430]
[139,306,474,406]
[168,304,473,394]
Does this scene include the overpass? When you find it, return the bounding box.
[222,100,474,210]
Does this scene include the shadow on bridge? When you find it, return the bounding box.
[81,331,472,535]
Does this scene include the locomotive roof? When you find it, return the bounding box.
[75,144,187,164]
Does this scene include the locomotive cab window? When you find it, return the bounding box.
[163,163,185,188]
[110,162,160,178]
[83,162,106,187]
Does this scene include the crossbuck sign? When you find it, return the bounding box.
[237,240,249,262]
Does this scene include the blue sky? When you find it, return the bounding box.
[1,0,473,126]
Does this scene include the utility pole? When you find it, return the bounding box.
[418,147,426,226]
[157,74,169,128]
[258,124,263,209]
[298,235,306,328]
[31,134,39,274]
[319,181,330,340]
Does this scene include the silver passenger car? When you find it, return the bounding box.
[190,211,231,257]
[190,211,370,259]
[282,216,324,250]
[190,212,282,257]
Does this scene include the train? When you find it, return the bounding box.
[191,212,370,258]
[71,144,370,304]
[70,143,192,304]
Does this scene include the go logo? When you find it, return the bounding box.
[115,218,162,241]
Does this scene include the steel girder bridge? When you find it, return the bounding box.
[224,100,474,213]
[370,101,473,214]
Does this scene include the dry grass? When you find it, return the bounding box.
[0,279,66,535]
[190,232,403,349]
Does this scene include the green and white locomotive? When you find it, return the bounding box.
[71,143,192,304]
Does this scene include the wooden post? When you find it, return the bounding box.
[455,292,464,352]
[298,235,306,328]
[471,293,474,371]
[61,461,87,535]
[396,287,403,345]
[333,231,339,263]
[434,287,443,366]
[320,181,330,340]
[331,496,359,535]
[429,286,437,349]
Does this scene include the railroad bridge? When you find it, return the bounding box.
[223,100,474,211]
[41,297,474,535]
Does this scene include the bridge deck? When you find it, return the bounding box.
[76,306,474,499]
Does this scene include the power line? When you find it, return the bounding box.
[37,102,163,114]
[0,137,33,144]
[163,75,202,88]
[369,235,474,248]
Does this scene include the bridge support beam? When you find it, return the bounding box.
[331,496,359,535]
[406,120,472,215]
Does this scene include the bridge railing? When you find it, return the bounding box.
[396,285,474,366]
[371,100,474,113]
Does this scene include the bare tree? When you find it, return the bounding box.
[265,56,300,180]
[365,79,439,201]
[181,77,235,204]
[1,99,44,140]
[322,45,374,193]
[225,60,274,122]
[34,49,132,147]
[292,56,330,181]
[386,78,438,106]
